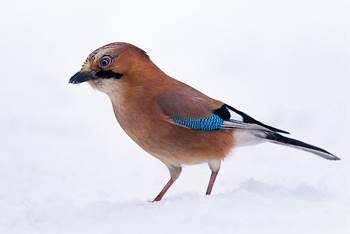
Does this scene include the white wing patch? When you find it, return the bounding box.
[227,108,244,122]
[221,120,273,132]
[217,104,289,134]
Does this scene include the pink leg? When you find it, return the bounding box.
[152,165,181,202]
[153,178,175,202]
[206,170,219,195]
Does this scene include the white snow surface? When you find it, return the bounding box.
[1,0,350,233]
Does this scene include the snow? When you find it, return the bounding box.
[1,0,350,233]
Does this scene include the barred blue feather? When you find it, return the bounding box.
[172,114,224,131]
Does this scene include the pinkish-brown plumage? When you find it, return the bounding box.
[113,75,234,164]
[70,42,339,202]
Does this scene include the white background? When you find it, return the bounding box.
[1,0,349,233]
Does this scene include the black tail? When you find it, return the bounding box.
[265,133,340,160]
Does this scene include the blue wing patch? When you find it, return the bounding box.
[172,114,224,131]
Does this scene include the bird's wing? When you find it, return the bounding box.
[217,104,289,134]
[155,90,289,134]
[155,89,224,131]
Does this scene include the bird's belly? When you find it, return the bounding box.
[124,121,235,166]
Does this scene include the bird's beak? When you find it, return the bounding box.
[69,71,97,84]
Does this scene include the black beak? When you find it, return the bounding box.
[69,71,97,84]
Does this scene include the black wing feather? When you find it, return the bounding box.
[213,104,290,134]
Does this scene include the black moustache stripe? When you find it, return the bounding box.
[96,70,123,79]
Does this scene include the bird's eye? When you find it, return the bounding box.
[99,55,112,68]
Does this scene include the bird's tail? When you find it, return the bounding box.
[264,132,340,160]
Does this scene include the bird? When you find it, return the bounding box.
[69,42,340,202]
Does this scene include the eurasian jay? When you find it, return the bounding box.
[69,42,340,202]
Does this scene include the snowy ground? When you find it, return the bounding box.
[1,0,350,233]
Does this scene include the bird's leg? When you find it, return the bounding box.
[206,160,221,195]
[206,170,219,195]
[153,165,182,202]
[152,179,175,202]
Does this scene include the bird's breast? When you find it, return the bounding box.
[111,91,235,166]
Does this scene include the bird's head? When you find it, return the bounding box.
[69,42,151,95]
